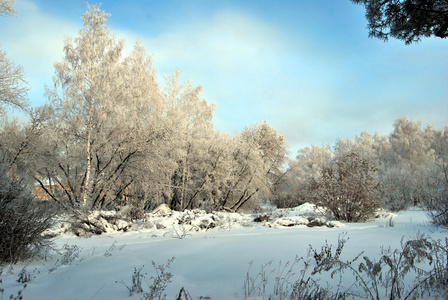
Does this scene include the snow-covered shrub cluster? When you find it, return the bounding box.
[261,204,343,228]
[69,211,132,236]
[308,152,382,222]
[48,203,343,237]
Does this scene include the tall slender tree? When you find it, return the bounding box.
[46,4,124,208]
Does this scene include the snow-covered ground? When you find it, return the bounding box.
[1,204,446,299]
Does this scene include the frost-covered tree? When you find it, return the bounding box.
[389,117,433,167]
[0,48,29,114]
[334,132,380,163]
[227,122,288,211]
[0,0,16,17]
[296,144,333,180]
[277,144,333,207]
[156,71,215,211]
[214,133,270,212]
[155,121,286,212]
[0,0,29,114]
[38,5,164,211]
[43,4,125,208]
[386,117,435,207]
[0,0,28,115]
[241,121,288,189]
[380,165,414,211]
[0,118,37,184]
[372,132,393,166]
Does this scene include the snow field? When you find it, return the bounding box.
[1,204,446,299]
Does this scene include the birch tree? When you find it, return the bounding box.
[40,5,163,210]
[154,71,215,210]
[387,117,434,206]
[44,4,124,208]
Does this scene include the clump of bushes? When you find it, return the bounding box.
[308,152,382,222]
[0,169,54,264]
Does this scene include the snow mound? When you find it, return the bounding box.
[49,203,346,237]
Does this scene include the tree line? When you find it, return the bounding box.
[275,117,448,224]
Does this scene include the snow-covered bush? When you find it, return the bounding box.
[0,168,54,264]
[308,152,382,222]
[120,205,147,221]
[70,211,131,236]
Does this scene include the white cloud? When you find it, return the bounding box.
[143,10,289,73]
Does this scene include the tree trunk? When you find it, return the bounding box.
[180,154,187,211]
[82,104,94,208]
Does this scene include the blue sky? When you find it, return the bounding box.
[1,0,447,155]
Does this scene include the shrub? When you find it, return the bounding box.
[426,192,448,227]
[124,205,147,221]
[0,169,54,264]
[308,152,382,222]
[424,157,448,227]
[120,257,175,300]
[143,257,175,300]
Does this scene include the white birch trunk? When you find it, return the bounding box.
[82,104,94,208]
